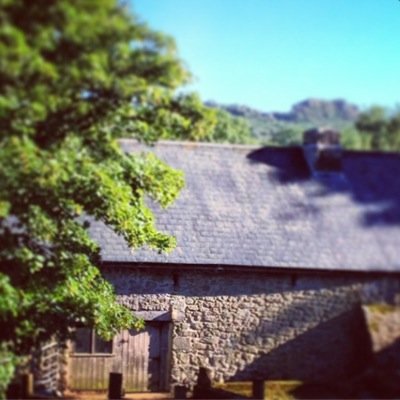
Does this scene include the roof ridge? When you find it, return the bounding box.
[118,138,262,150]
[120,139,400,157]
[344,149,400,157]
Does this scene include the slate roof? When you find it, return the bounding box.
[89,140,400,272]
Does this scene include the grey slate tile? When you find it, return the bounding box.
[88,140,400,272]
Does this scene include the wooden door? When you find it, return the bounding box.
[121,321,170,392]
[68,322,170,392]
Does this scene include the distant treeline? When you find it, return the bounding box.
[204,99,400,152]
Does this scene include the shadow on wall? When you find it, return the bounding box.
[291,337,400,399]
[230,306,373,383]
[190,306,398,399]
[375,336,400,371]
[192,368,249,399]
[107,266,381,297]
[247,147,400,226]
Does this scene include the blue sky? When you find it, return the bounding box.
[131,0,400,112]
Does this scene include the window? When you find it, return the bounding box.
[72,328,113,354]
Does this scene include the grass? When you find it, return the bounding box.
[214,380,302,400]
[365,303,398,332]
[367,303,397,314]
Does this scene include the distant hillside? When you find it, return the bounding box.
[289,99,359,122]
[206,98,360,146]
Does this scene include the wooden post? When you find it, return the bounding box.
[108,372,123,399]
[174,385,187,399]
[6,382,21,400]
[193,367,212,399]
[20,373,34,399]
[252,379,265,399]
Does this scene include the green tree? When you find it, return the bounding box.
[341,126,366,150]
[355,106,400,151]
[386,109,400,151]
[0,0,214,394]
[355,106,388,150]
[269,125,304,146]
[206,109,253,144]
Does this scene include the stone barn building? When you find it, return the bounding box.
[61,130,400,393]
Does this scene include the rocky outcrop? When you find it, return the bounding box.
[206,98,360,125]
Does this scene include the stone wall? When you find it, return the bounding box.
[31,340,62,394]
[103,265,400,388]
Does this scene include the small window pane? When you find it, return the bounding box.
[73,328,91,353]
[94,334,113,354]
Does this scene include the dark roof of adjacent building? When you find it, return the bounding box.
[89,140,400,272]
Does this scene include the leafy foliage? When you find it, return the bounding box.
[0,343,16,398]
[340,126,368,150]
[205,109,253,144]
[0,0,215,394]
[355,106,400,151]
[268,126,304,147]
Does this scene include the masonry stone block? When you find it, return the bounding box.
[174,337,191,351]
[102,266,400,387]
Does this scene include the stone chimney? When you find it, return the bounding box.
[303,127,342,173]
